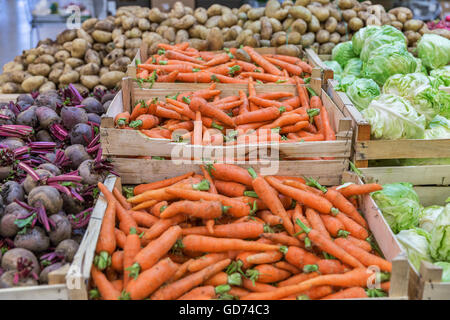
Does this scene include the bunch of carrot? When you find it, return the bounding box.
[135,43,313,84]
[114,78,335,153]
[90,163,391,300]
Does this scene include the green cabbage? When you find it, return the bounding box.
[430,65,450,87]
[434,262,450,282]
[323,60,343,76]
[360,25,407,62]
[343,58,363,77]
[424,116,450,139]
[361,94,426,140]
[420,205,445,233]
[352,25,381,56]
[332,41,357,68]
[430,204,450,262]
[362,44,417,86]
[396,228,432,271]
[417,34,450,70]
[346,78,380,111]
[383,73,431,98]
[335,75,358,92]
[371,182,422,234]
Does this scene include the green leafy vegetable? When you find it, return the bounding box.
[396,228,432,271]
[417,34,450,70]
[429,204,450,262]
[346,78,380,111]
[332,41,357,68]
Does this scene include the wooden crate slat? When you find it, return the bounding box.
[0,284,68,300]
[0,94,20,103]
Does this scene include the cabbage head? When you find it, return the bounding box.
[360,25,407,62]
[332,41,357,68]
[383,73,431,98]
[323,60,343,76]
[430,204,450,262]
[430,65,450,87]
[346,78,380,111]
[335,75,358,92]
[417,34,450,70]
[424,116,450,139]
[372,182,422,234]
[361,94,426,140]
[343,58,363,77]
[396,228,432,271]
[420,205,445,233]
[352,25,381,56]
[362,44,417,86]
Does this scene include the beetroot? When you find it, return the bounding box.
[70,123,94,146]
[81,97,104,115]
[36,107,60,129]
[16,106,38,128]
[61,106,88,130]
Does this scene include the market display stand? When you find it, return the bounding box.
[361,166,450,300]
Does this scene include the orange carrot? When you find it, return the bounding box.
[115,112,130,128]
[123,227,142,288]
[323,189,368,228]
[91,266,121,300]
[178,286,216,300]
[182,222,264,239]
[245,251,283,265]
[214,180,246,197]
[273,261,301,275]
[134,172,194,195]
[243,46,282,76]
[115,228,126,249]
[129,114,159,130]
[188,252,237,272]
[95,201,116,255]
[305,207,332,239]
[285,246,320,269]
[321,287,368,300]
[129,210,158,228]
[337,184,383,198]
[143,214,185,241]
[260,233,302,247]
[235,106,283,125]
[250,264,291,283]
[111,251,124,273]
[190,96,236,128]
[160,200,223,219]
[277,272,320,287]
[182,235,280,252]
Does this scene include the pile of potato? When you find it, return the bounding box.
[1,0,448,94]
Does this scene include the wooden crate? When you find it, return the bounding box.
[67,175,120,300]
[100,78,353,161]
[0,94,20,103]
[327,79,450,168]
[127,43,334,83]
[65,163,410,300]
[361,166,450,300]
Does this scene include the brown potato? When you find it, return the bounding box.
[35,54,55,65]
[309,6,330,22]
[59,71,79,85]
[187,38,208,51]
[207,4,223,17]
[2,82,22,93]
[92,30,112,43]
[337,0,356,10]
[319,42,335,54]
[348,17,363,31]
[205,16,221,28]
[219,13,238,28]
[65,58,84,68]
[300,32,315,47]
[289,6,312,22]
[57,30,77,44]
[82,18,98,31]
[336,21,349,35]
[276,44,301,57]
[390,20,403,31]
[39,81,56,93]
[404,19,424,32]
[316,29,330,43]
[28,64,51,77]
[174,15,196,29]
[247,8,265,20]
[265,0,281,18]
[260,17,273,40]
[175,29,189,44]
[194,8,208,24]
[325,17,338,33]
[291,19,308,34]
[100,71,125,89]
[80,63,100,76]
[329,32,341,44]
[269,18,283,33]
[308,15,320,32]
[95,20,115,32]
[149,8,167,23]
[342,9,357,21]
[22,76,45,92]
[207,27,224,50]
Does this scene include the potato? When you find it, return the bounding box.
[109,57,131,72]
[301,32,315,47]
[163,28,176,42]
[366,14,381,26]
[100,71,125,89]
[207,27,224,51]
[125,38,142,49]
[95,20,114,32]
[92,43,106,53]
[27,63,50,77]
[342,9,357,21]
[65,58,84,68]
[273,9,289,21]
[283,0,295,6]
[21,76,45,92]
[207,4,223,17]
[49,68,63,84]
[247,8,265,21]
[325,17,338,33]
[25,53,37,65]
[35,54,55,65]
[175,29,189,44]
[390,20,403,31]
[265,0,281,18]
[149,8,166,23]
[308,15,320,32]
[11,71,30,84]
[59,70,79,85]
[289,6,312,23]
[39,81,56,93]
[237,29,253,45]
[260,39,271,47]
[329,32,341,44]
[82,17,97,31]
[122,16,137,30]
[70,38,88,59]
[316,30,330,43]
[125,27,142,39]
[205,15,222,28]
[247,21,261,34]
[84,49,101,65]
[295,0,310,5]
[260,17,273,40]
[319,42,335,54]
[187,38,208,51]
[3,61,23,73]
[77,28,93,44]
[223,40,239,48]
[1,82,21,94]
[389,7,413,22]
[291,19,308,34]
[337,0,356,9]
[349,17,363,31]
[174,15,196,30]
[271,31,287,47]
[219,13,238,28]
[137,18,151,31]
[404,30,421,45]
[336,21,349,35]
[329,7,342,21]
[309,6,330,22]
[189,25,209,40]
[57,29,77,44]
[92,30,112,43]
[404,19,424,32]
[125,48,138,59]
[194,8,208,24]
[239,4,251,13]
[269,18,283,33]
[113,35,126,49]
[276,44,301,57]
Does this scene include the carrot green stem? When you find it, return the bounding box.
[337,230,350,238]
[303,264,319,273]
[305,177,327,193]
[228,65,240,76]
[280,246,288,254]
[160,205,167,213]
[89,289,100,299]
[306,87,318,97]
[247,167,257,179]
[295,218,311,234]
[323,252,336,260]
[119,291,131,300]
[279,106,286,114]
[379,272,390,282]
[212,122,224,131]
[216,284,231,295]
[222,205,232,214]
[129,227,137,235]
[244,191,259,198]
[331,207,339,215]
[94,251,111,271]
[192,179,210,191]
[304,237,311,249]
[228,273,242,286]
[125,263,141,280]
[297,294,310,300]
[249,201,258,216]
[129,120,142,129]
[226,260,245,276]
[366,288,387,298]
[263,224,274,233]
[245,269,259,286]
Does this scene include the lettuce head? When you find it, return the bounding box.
[352,25,381,56]
[434,262,450,282]
[420,205,445,233]
[417,34,450,70]
[430,65,450,87]
[396,228,432,271]
[360,25,407,62]
[430,204,450,262]
[332,41,357,69]
[346,78,380,111]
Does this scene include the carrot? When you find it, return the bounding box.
[182,235,281,252]
[209,163,253,187]
[160,200,223,219]
[321,287,368,300]
[334,211,369,240]
[143,214,185,241]
[320,214,346,238]
[214,180,246,197]
[95,201,116,255]
[129,114,159,130]
[182,222,264,239]
[334,238,392,272]
[91,266,121,300]
[150,201,168,218]
[347,235,372,252]
[257,210,283,226]
[265,176,333,214]
[235,60,264,73]
[235,106,283,125]
[131,199,158,211]
[115,228,126,249]
[204,53,231,66]
[295,219,364,269]
[133,226,182,272]
[240,72,293,83]
[190,96,236,128]
[115,112,130,128]
[165,187,251,217]
[156,70,179,82]
[264,56,304,76]
[294,77,310,109]
[111,251,124,273]
[285,246,320,269]
[134,172,194,195]
[245,251,283,265]
[304,259,348,275]
[188,252,237,272]
[228,286,250,299]
[381,281,390,292]
[323,189,368,228]
[250,264,291,283]
[151,259,231,300]
[282,286,334,300]
[111,279,123,292]
[243,46,282,76]
[305,207,332,239]
[242,279,277,292]
[125,258,179,300]
[129,210,158,228]
[260,233,302,247]
[178,286,216,300]
[337,183,383,198]
[129,101,150,121]
[205,271,242,287]
[273,261,301,275]
[116,202,138,235]
[277,272,320,287]
[249,168,295,236]
[171,258,193,282]
[123,227,142,288]
[113,188,131,210]
[279,121,309,134]
[241,268,373,300]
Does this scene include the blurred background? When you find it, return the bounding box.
[0,0,449,67]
